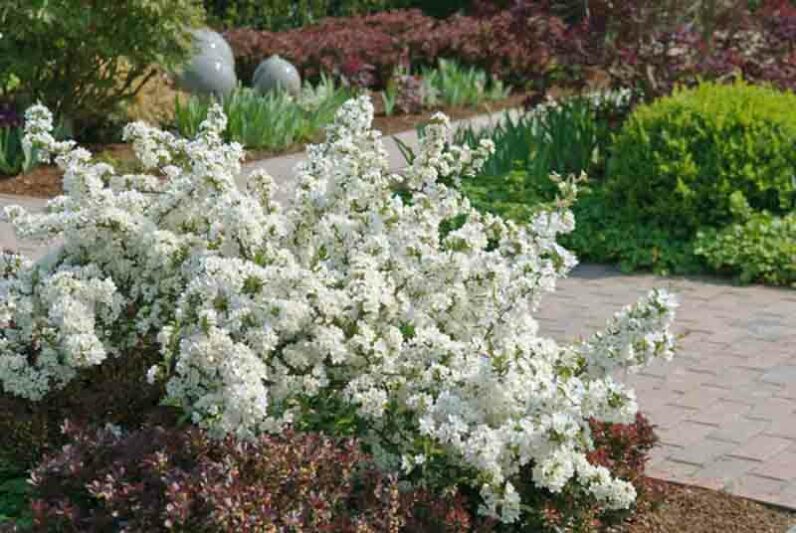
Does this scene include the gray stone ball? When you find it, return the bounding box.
[253,55,301,97]
[190,28,235,66]
[176,29,237,97]
[176,54,237,97]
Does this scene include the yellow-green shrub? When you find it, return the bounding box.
[607,81,796,232]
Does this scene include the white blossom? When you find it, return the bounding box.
[0,96,677,521]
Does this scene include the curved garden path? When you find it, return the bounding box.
[1,111,794,510]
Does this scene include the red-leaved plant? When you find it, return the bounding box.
[29,422,489,532]
[225,2,796,97]
[28,413,662,532]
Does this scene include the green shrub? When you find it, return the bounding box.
[695,193,796,286]
[607,81,796,231]
[453,90,711,276]
[203,0,473,29]
[0,0,204,137]
[0,459,30,529]
[204,0,402,30]
[459,171,703,276]
[563,187,703,275]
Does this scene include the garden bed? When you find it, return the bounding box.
[627,481,794,533]
[1,474,792,531]
[0,93,527,199]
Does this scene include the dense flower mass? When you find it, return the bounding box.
[1,97,676,522]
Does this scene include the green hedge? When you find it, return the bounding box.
[203,0,472,29]
[607,81,796,232]
[458,84,795,284]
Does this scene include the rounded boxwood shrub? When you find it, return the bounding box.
[607,81,796,232]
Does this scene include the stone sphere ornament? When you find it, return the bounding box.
[253,55,301,97]
[177,54,237,97]
[190,28,235,65]
[175,28,237,97]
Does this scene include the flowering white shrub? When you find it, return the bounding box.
[1,97,677,523]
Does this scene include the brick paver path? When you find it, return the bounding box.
[536,264,796,509]
[0,193,49,259]
[1,112,794,509]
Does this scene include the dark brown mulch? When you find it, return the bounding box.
[627,481,795,533]
[0,94,528,200]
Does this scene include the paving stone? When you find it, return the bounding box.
[776,482,796,510]
[687,399,751,426]
[762,364,796,386]
[752,451,796,481]
[657,420,717,448]
[646,459,700,484]
[667,386,726,410]
[669,438,736,466]
[728,435,793,462]
[697,456,759,491]
[746,397,796,422]
[707,418,768,444]
[644,404,697,430]
[730,474,788,503]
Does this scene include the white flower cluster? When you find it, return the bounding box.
[529,87,635,119]
[1,98,677,522]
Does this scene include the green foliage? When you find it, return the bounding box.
[456,112,535,178]
[174,78,350,150]
[608,81,796,232]
[459,169,701,276]
[204,0,403,30]
[695,193,796,286]
[381,81,399,117]
[0,459,31,529]
[0,0,204,136]
[203,0,475,29]
[563,187,703,275]
[462,169,554,223]
[0,126,38,177]
[454,91,710,277]
[454,92,628,181]
[456,85,795,283]
[422,59,510,109]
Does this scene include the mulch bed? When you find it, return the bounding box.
[626,480,794,532]
[0,93,528,200]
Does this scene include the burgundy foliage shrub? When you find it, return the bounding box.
[0,348,164,466]
[225,10,434,88]
[27,415,661,531]
[600,0,796,95]
[224,6,584,90]
[522,412,660,531]
[225,1,796,98]
[588,412,658,491]
[29,423,486,532]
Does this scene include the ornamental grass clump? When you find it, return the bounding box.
[174,78,350,151]
[1,96,676,524]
